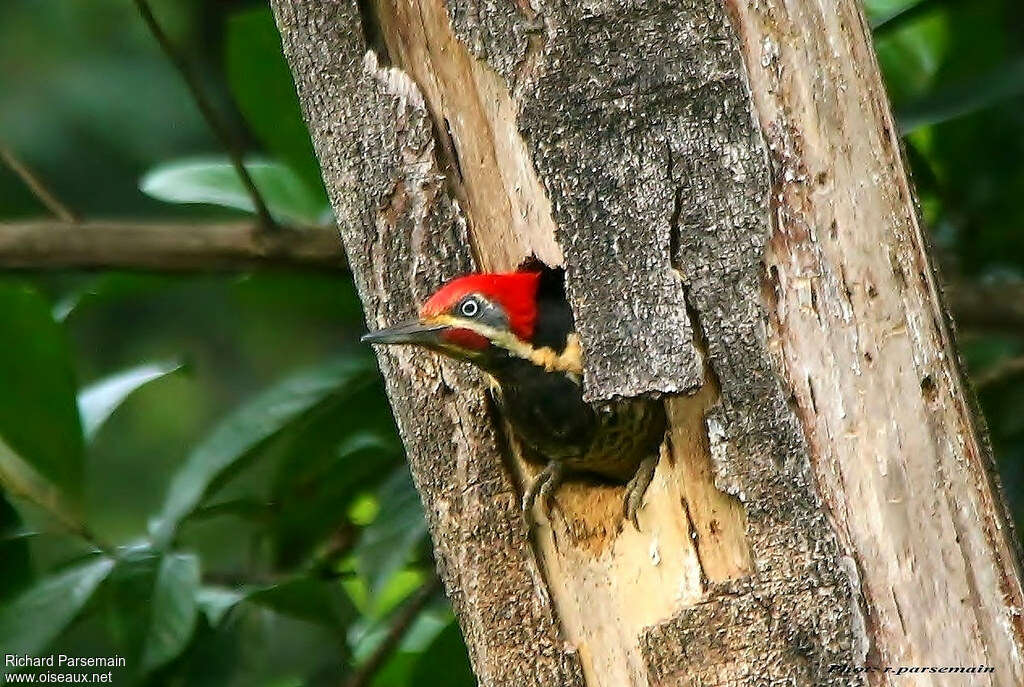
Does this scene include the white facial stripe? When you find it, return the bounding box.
[429,315,583,379]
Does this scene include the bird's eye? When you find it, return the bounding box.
[460,298,480,318]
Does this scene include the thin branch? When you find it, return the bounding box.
[343,576,442,687]
[975,356,1024,391]
[945,280,1024,335]
[133,0,277,231]
[3,219,1024,342]
[0,220,345,271]
[307,521,359,579]
[0,142,79,223]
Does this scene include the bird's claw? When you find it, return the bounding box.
[623,455,658,529]
[522,457,656,531]
[522,462,564,530]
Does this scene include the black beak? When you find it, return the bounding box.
[361,319,447,346]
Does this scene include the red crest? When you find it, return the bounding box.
[421,272,541,345]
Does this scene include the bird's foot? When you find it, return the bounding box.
[522,461,565,530]
[623,454,658,529]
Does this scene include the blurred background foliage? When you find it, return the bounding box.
[0,0,1021,685]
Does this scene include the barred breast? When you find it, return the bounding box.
[565,397,666,482]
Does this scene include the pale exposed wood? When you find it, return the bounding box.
[726,0,1024,684]
[370,0,563,271]
[530,375,753,687]
[271,0,1024,686]
[665,376,751,582]
[0,221,345,271]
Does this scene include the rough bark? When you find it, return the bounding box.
[270,3,584,684]
[271,0,1024,685]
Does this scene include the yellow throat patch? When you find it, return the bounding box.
[430,315,583,380]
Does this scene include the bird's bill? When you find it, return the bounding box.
[361,319,447,347]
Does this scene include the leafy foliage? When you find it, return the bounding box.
[140,553,200,671]
[0,282,447,684]
[0,556,115,664]
[225,7,327,198]
[0,284,83,499]
[410,620,477,687]
[140,157,328,225]
[354,468,429,599]
[150,354,375,544]
[79,361,183,442]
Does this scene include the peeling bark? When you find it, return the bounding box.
[271,0,1024,685]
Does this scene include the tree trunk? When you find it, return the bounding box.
[270,0,1024,684]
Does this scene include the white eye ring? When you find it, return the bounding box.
[460,298,480,318]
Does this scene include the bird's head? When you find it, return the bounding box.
[363,270,582,377]
[361,272,545,368]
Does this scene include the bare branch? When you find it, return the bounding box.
[975,356,1024,390]
[946,280,1024,334]
[307,521,359,579]
[3,217,1024,347]
[343,577,441,687]
[0,142,79,223]
[0,220,345,272]
[133,0,277,232]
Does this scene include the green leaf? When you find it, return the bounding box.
[78,360,183,441]
[195,578,357,637]
[225,7,327,197]
[0,495,32,601]
[189,497,277,524]
[140,157,327,225]
[141,552,201,671]
[409,619,476,687]
[0,556,114,664]
[869,0,943,33]
[274,426,395,505]
[355,467,428,597]
[350,587,448,664]
[350,617,448,687]
[195,586,248,627]
[99,548,159,666]
[246,578,357,635]
[871,3,949,106]
[150,355,375,544]
[270,407,401,568]
[0,284,83,499]
[53,273,175,323]
[897,56,1024,133]
[189,597,348,686]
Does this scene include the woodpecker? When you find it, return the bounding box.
[362,268,665,529]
